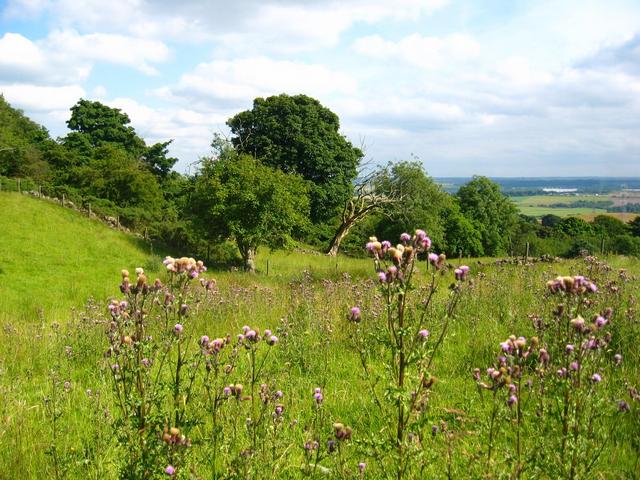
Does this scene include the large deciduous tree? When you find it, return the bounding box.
[190,149,310,272]
[226,94,363,224]
[456,176,519,256]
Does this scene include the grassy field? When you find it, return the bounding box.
[1,192,639,479]
[511,194,608,218]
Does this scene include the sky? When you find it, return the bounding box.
[0,0,639,177]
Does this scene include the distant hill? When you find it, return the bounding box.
[0,192,160,322]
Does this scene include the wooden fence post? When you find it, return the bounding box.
[17,178,21,193]
[525,242,530,263]
[267,259,270,276]
[601,237,605,255]
[38,185,42,197]
[88,203,92,217]
[62,193,65,206]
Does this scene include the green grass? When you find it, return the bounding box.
[1,192,639,478]
[0,192,161,322]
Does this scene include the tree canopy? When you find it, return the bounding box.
[227,94,363,223]
[190,149,310,271]
[456,176,519,256]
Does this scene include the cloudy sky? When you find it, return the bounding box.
[1,0,639,176]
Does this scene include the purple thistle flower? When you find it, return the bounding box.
[566,344,574,353]
[165,465,175,476]
[275,390,283,399]
[358,462,366,473]
[400,232,411,243]
[557,367,567,378]
[570,361,579,371]
[349,306,361,322]
[264,329,272,337]
[377,272,387,283]
[200,335,210,346]
[507,395,518,407]
[174,323,183,335]
[418,329,429,339]
[618,400,630,412]
[242,325,250,333]
[268,335,278,346]
[591,373,602,383]
[223,386,232,396]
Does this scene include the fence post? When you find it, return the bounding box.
[525,242,530,263]
[88,203,92,217]
[601,237,605,255]
[62,193,65,206]
[116,215,120,228]
[17,178,21,193]
[267,259,270,276]
[38,185,42,198]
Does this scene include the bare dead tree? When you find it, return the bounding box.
[325,169,401,256]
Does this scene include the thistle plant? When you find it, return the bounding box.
[475,274,631,479]
[348,230,468,479]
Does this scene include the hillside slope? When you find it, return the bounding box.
[0,192,160,322]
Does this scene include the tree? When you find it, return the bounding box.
[142,140,178,180]
[442,207,484,257]
[541,214,562,228]
[629,216,640,237]
[227,94,363,223]
[190,150,310,272]
[555,217,593,237]
[373,161,452,248]
[456,176,519,256]
[65,99,145,156]
[591,215,628,236]
[0,94,51,179]
[325,170,398,256]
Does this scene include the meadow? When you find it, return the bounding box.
[511,193,640,221]
[1,192,639,479]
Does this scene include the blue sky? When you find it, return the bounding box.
[1,0,639,176]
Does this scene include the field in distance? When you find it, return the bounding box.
[511,192,640,220]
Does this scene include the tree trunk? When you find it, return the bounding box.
[326,220,355,257]
[238,241,257,273]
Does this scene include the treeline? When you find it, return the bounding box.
[2,93,640,267]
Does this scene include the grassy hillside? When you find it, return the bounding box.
[0,192,161,322]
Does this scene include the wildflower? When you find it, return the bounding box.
[275,390,283,399]
[349,307,361,322]
[472,368,481,381]
[431,425,439,436]
[614,353,622,365]
[557,367,567,378]
[174,323,183,335]
[327,439,336,452]
[618,400,630,412]
[268,335,278,346]
[141,358,150,368]
[165,466,175,476]
[570,316,585,331]
[377,272,387,283]
[200,335,210,346]
[358,462,366,474]
[400,232,411,243]
[566,344,575,353]
[591,373,602,383]
[507,395,518,407]
[595,316,607,329]
[418,329,429,339]
[313,387,323,404]
[570,361,579,371]
[242,325,250,333]
[381,240,392,252]
[539,348,550,364]
[223,386,232,396]
[264,329,272,337]
[179,304,189,316]
[245,330,257,341]
[63,381,72,392]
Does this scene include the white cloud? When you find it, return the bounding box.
[0,83,85,111]
[157,57,357,109]
[0,29,170,87]
[353,33,480,69]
